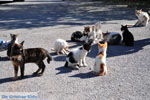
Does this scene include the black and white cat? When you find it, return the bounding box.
[71,31,88,42]
[64,39,93,69]
[71,22,103,43]
[121,25,134,46]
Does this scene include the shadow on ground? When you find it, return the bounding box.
[88,38,150,58]
[0,1,135,30]
[55,66,75,75]
[0,56,10,61]
[0,74,41,84]
[69,71,96,79]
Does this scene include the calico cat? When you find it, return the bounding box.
[51,38,69,55]
[121,25,134,46]
[7,34,19,57]
[9,41,52,80]
[64,39,93,69]
[134,9,149,27]
[93,41,107,76]
[103,32,122,45]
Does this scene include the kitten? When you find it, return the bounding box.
[134,9,149,27]
[7,34,19,57]
[103,32,122,45]
[64,39,93,69]
[93,41,107,76]
[121,25,134,46]
[10,41,52,80]
[51,39,69,55]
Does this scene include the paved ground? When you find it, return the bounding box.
[0,1,150,100]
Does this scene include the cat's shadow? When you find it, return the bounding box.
[55,66,75,75]
[69,71,96,79]
[0,56,10,61]
[0,74,41,84]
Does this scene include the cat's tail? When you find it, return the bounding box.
[46,53,52,64]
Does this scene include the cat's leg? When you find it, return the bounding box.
[20,63,25,79]
[12,63,19,80]
[33,62,42,75]
[39,61,46,75]
[134,20,141,27]
[79,58,83,67]
[64,61,68,67]
[82,58,87,67]
[56,48,61,55]
[97,64,105,76]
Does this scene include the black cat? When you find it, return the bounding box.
[9,41,52,80]
[121,25,134,46]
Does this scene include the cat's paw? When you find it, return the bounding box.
[70,66,79,70]
[83,64,88,67]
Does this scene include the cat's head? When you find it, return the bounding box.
[98,41,107,52]
[10,41,24,57]
[10,33,18,43]
[83,39,93,51]
[94,22,101,32]
[102,31,110,41]
[135,9,142,15]
[121,25,128,31]
[83,26,91,34]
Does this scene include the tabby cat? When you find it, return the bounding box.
[10,41,52,80]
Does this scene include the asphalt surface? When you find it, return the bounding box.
[0,1,150,100]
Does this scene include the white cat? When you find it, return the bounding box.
[64,39,93,69]
[93,41,108,76]
[51,39,69,55]
[135,9,150,27]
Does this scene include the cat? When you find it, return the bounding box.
[102,32,122,45]
[7,34,19,57]
[92,41,108,76]
[0,34,18,52]
[9,41,52,80]
[134,9,149,27]
[84,22,103,43]
[71,31,88,42]
[51,38,69,55]
[121,25,134,46]
[64,39,93,69]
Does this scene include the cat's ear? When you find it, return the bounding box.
[121,25,124,27]
[10,33,13,37]
[20,41,24,46]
